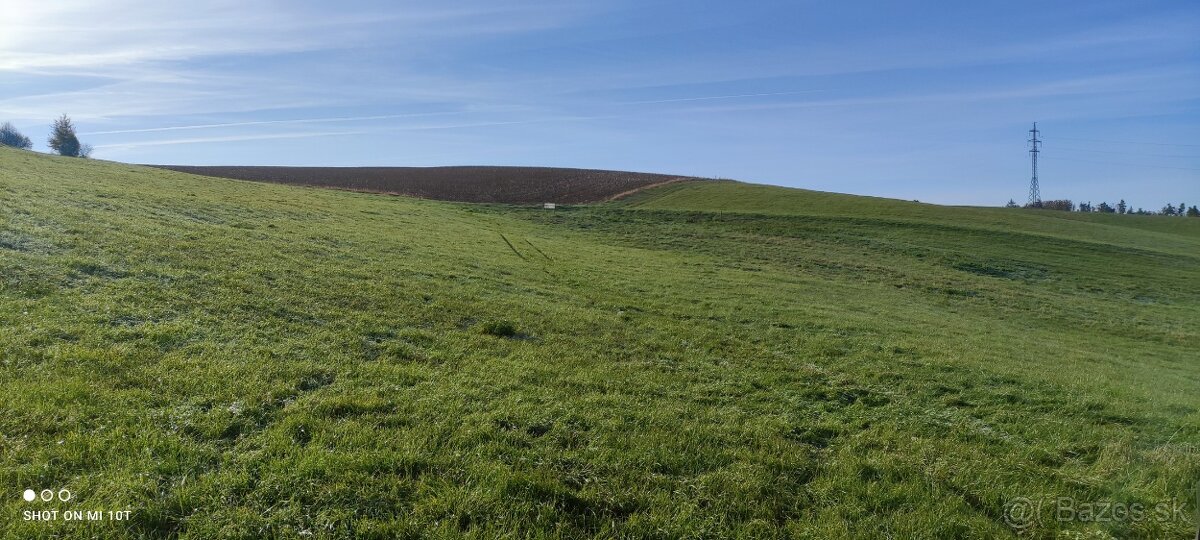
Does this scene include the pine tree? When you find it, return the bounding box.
[47,114,81,157]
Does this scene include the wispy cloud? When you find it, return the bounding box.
[0,69,337,122]
[93,116,602,151]
[80,111,483,135]
[674,68,1199,114]
[0,2,592,72]
[92,130,365,150]
[0,1,594,125]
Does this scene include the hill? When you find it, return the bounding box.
[1,147,1197,539]
[151,165,697,204]
[625,180,1200,255]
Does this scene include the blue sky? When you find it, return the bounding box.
[1,0,1197,206]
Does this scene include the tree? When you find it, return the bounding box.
[1162,203,1176,216]
[1078,201,1092,212]
[1188,206,1200,218]
[48,114,83,157]
[1097,202,1116,213]
[1005,199,1019,208]
[0,122,32,149]
[1181,203,1188,217]
[1117,199,1127,214]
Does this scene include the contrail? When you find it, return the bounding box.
[619,90,822,105]
[379,116,604,132]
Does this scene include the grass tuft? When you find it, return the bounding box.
[480,319,518,337]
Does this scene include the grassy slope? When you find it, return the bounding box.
[1,148,1197,539]
[624,180,1200,256]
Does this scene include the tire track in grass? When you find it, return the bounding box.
[524,239,552,261]
[603,177,691,202]
[499,233,527,261]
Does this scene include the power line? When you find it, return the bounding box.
[1046,136,1200,148]
[1047,155,1200,172]
[1053,146,1200,159]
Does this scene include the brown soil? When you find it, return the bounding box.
[150,165,700,204]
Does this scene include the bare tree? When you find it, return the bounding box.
[0,122,33,149]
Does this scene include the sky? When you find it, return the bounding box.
[1,0,1197,206]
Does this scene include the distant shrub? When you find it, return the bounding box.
[1025,200,1072,211]
[0,122,32,149]
[1040,200,1074,211]
[1188,205,1200,218]
[480,320,518,337]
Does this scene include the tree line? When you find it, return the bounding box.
[1006,198,1200,217]
[0,115,92,158]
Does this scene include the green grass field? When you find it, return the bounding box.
[2,147,1198,539]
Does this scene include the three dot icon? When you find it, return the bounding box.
[22,488,70,502]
